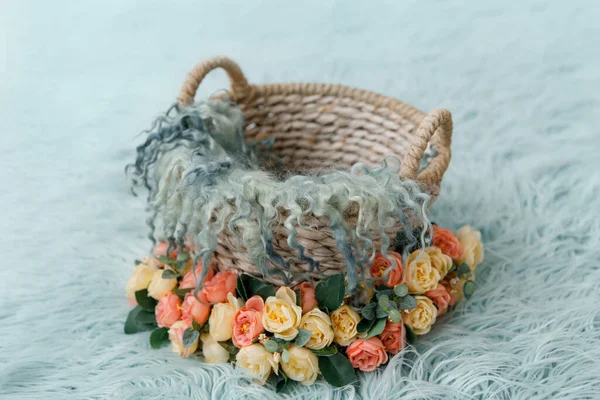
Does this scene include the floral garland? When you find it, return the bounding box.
[124,225,484,389]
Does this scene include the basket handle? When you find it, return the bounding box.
[399,108,453,188]
[177,56,251,107]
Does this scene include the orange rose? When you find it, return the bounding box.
[425,283,452,316]
[202,270,237,303]
[153,241,178,259]
[232,295,265,348]
[432,226,463,260]
[378,321,406,355]
[295,282,318,314]
[179,262,215,289]
[346,337,389,372]
[369,252,404,287]
[181,291,211,324]
[155,292,182,328]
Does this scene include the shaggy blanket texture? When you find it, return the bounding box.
[1,1,599,399]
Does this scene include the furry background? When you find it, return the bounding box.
[1,1,599,399]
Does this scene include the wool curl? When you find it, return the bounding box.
[127,100,433,294]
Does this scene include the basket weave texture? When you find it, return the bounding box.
[176,56,453,284]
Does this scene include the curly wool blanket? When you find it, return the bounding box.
[1,1,599,399]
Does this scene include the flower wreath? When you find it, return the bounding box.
[124,224,483,389]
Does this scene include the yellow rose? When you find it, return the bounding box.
[200,333,230,364]
[330,304,360,346]
[405,250,441,294]
[424,247,453,278]
[402,295,437,335]
[299,308,334,350]
[209,293,243,341]
[147,269,178,300]
[236,343,279,385]
[125,261,156,300]
[456,225,484,270]
[281,346,320,385]
[263,287,302,340]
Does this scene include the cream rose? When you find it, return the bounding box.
[125,262,156,300]
[402,295,438,335]
[456,225,484,270]
[405,250,441,294]
[236,343,279,385]
[281,346,319,385]
[209,293,243,341]
[262,287,302,340]
[298,308,334,350]
[330,304,360,346]
[424,247,453,278]
[200,333,230,364]
[168,320,198,358]
[147,269,178,300]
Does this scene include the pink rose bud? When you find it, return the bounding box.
[346,337,389,372]
[153,241,178,259]
[294,282,319,314]
[179,262,215,289]
[181,291,211,324]
[378,321,406,355]
[425,283,452,316]
[155,292,182,328]
[232,295,265,348]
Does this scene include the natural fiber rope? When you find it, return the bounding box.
[175,56,453,284]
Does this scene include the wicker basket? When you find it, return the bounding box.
[176,56,453,284]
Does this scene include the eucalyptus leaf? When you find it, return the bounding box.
[134,259,143,265]
[182,328,200,348]
[376,307,389,319]
[457,263,471,278]
[364,318,387,339]
[315,274,345,311]
[162,269,179,279]
[149,327,170,349]
[176,252,190,262]
[281,348,290,363]
[357,317,375,333]
[264,339,279,353]
[310,346,338,357]
[388,309,402,323]
[295,329,312,347]
[157,255,174,265]
[393,284,409,297]
[318,353,357,387]
[376,290,394,300]
[464,280,476,299]
[191,319,203,331]
[135,289,158,311]
[360,302,376,320]
[397,295,417,310]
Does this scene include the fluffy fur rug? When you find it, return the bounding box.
[1,1,599,399]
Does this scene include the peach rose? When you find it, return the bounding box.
[179,263,215,289]
[155,292,182,328]
[456,226,484,271]
[369,252,404,287]
[405,250,440,294]
[168,320,198,358]
[181,291,211,325]
[202,270,237,303]
[378,321,406,355]
[425,283,452,316]
[432,225,463,260]
[346,337,389,372]
[232,295,265,348]
[153,241,177,259]
[295,282,318,314]
[441,274,468,306]
[402,295,437,335]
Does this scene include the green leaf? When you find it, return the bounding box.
[182,328,200,348]
[457,263,471,278]
[177,252,190,262]
[405,325,418,343]
[124,306,157,334]
[237,274,276,301]
[318,353,357,387]
[173,287,192,300]
[464,280,476,299]
[135,289,157,311]
[269,370,291,393]
[364,318,387,339]
[315,274,345,311]
[264,339,279,353]
[294,288,302,307]
[281,348,290,363]
[448,263,457,273]
[397,295,417,310]
[357,317,375,333]
[311,345,338,357]
[393,284,409,297]
[295,329,312,347]
[388,309,402,323]
[191,319,204,331]
[149,327,170,349]
[360,302,376,320]
[162,269,179,279]
[376,307,389,319]
[134,259,143,265]
[376,290,394,300]
[157,255,174,265]
[236,275,249,302]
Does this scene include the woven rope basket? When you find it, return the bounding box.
[176,56,453,284]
